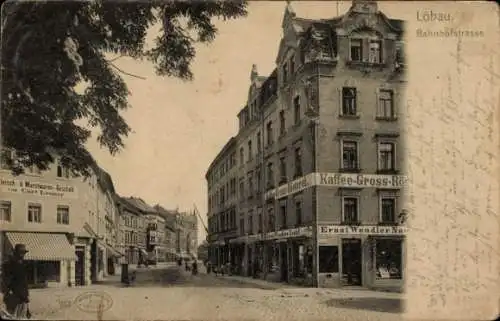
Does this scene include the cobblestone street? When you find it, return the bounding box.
[13,264,404,320]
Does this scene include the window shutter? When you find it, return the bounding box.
[380,39,385,64]
[393,89,398,119]
[375,88,380,118]
[348,38,352,61]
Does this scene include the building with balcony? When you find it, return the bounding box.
[0,149,121,287]
[205,0,407,291]
[205,137,238,268]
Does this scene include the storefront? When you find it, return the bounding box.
[263,226,313,285]
[317,225,406,291]
[3,232,77,288]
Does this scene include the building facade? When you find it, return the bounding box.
[205,138,238,268]
[0,150,121,287]
[206,0,407,291]
[155,205,179,262]
[116,197,147,265]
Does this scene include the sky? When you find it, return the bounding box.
[85,1,408,244]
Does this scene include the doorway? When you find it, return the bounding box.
[341,238,362,286]
[280,243,288,282]
[75,246,85,286]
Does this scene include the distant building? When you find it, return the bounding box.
[115,197,147,265]
[155,205,178,262]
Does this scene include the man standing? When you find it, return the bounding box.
[1,244,30,319]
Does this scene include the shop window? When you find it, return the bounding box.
[375,239,402,279]
[319,246,339,273]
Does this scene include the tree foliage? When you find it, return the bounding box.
[1,0,247,176]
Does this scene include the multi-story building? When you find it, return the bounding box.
[173,210,198,259]
[206,0,407,291]
[125,197,165,263]
[0,149,121,287]
[155,205,179,262]
[205,137,238,268]
[116,197,147,265]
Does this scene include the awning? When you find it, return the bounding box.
[99,241,124,257]
[140,249,148,256]
[6,232,77,261]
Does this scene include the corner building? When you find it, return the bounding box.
[206,0,407,291]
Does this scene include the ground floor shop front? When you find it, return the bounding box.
[212,225,406,291]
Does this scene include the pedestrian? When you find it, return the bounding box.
[1,244,31,319]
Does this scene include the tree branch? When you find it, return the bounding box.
[109,62,146,80]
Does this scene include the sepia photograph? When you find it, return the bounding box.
[0,0,498,320]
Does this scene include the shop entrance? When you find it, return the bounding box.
[75,246,85,286]
[279,243,288,282]
[341,238,362,286]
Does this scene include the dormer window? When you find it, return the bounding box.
[350,39,362,62]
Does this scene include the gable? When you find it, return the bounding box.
[275,29,299,65]
[336,10,399,38]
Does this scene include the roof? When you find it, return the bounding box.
[205,136,236,179]
[116,196,142,215]
[124,197,158,214]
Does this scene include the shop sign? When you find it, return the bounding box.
[315,173,408,189]
[265,226,312,240]
[276,174,315,199]
[319,225,408,235]
[0,178,78,199]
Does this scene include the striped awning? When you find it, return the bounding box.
[6,232,77,261]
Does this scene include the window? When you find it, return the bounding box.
[395,41,405,65]
[282,63,288,83]
[280,204,287,229]
[247,140,252,161]
[0,201,11,221]
[350,39,362,61]
[248,212,253,234]
[342,87,357,116]
[319,246,339,273]
[279,156,287,183]
[378,142,395,171]
[0,149,13,170]
[378,90,394,119]
[258,213,262,233]
[294,147,302,177]
[256,132,262,153]
[290,56,295,75]
[376,239,402,279]
[380,197,396,223]
[28,204,42,223]
[293,96,301,124]
[256,167,262,191]
[239,178,245,199]
[369,40,382,63]
[57,206,69,225]
[342,141,358,170]
[266,162,274,188]
[295,201,302,226]
[342,197,358,223]
[279,111,286,135]
[239,147,244,165]
[248,174,254,199]
[230,178,236,196]
[57,163,70,178]
[240,218,245,235]
[268,208,275,231]
[266,121,273,146]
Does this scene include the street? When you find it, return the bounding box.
[21,264,404,321]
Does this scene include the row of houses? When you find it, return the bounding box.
[0,149,198,288]
[205,0,407,292]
